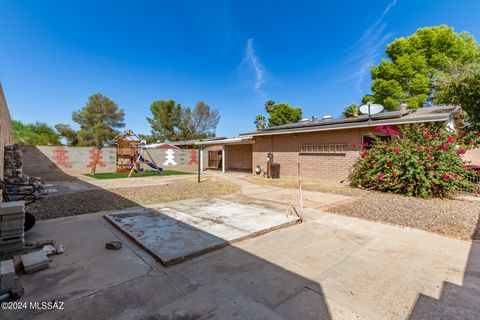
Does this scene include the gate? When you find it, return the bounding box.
[208,150,222,169]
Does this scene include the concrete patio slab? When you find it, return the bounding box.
[153,285,285,320]
[4,174,479,320]
[104,198,300,266]
[244,187,356,209]
[4,204,479,320]
[8,214,151,316]
[205,171,357,209]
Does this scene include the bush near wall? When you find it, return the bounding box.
[350,124,478,198]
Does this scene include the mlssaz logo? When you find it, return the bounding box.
[30,301,65,310]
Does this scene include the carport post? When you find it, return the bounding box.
[197,147,201,183]
[222,146,225,173]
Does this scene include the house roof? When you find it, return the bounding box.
[170,137,227,147]
[195,136,253,146]
[239,105,462,137]
[143,142,180,149]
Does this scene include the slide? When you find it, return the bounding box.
[138,156,163,172]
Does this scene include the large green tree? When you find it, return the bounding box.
[365,25,479,110]
[255,100,302,128]
[147,100,182,141]
[57,93,125,146]
[438,61,480,126]
[178,102,220,141]
[12,120,61,146]
[147,100,220,141]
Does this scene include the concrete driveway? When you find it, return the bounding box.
[3,172,479,319]
[5,192,479,320]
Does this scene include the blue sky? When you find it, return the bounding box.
[1,0,480,137]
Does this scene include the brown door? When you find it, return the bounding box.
[208,150,222,169]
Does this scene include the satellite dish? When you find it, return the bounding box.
[360,103,384,116]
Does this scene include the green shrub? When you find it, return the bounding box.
[349,124,477,198]
[461,128,480,148]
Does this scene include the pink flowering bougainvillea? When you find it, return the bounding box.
[349,123,478,198]
[462,131,480,149]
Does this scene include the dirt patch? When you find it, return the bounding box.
[30,178,238,220]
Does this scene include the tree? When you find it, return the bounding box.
[67,93,125,146]
[138,134,157,144]
[254,115,266,129]
[12,120,61,146]
[255,100,302,128]
[437,61,480,126]
[264,100,275,112]
[147,100,182,141]
[177,102,220,141]
[54,124,79,146]
[341,103,360,118]
[365,26,479,110]
[147,100,220,141]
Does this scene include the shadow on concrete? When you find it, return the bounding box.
[14,146,333,319]
[409,215,480,319]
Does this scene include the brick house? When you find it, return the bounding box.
[196,106,465,183]
[0,83,13,179]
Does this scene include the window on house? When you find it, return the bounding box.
[362,135,391,149]
[300,144,346,154]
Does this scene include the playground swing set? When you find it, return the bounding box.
[90,130,163,177]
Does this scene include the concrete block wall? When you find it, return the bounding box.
[252,128,374,183]
[22,146,117,180]
[0,84,13,179]
[148,148,199,172]
[22,146,199,180]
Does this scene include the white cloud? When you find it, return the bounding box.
[240,38,266,97]
[349,0,398,92]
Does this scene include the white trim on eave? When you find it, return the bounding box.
[245,117,450,138]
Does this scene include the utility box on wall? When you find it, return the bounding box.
[271,163,280,179]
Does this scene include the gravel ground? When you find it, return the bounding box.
[328,193,480,240]
[247,177,480,240]
[30,178,238,220]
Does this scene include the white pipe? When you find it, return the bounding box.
[200,149,203,171]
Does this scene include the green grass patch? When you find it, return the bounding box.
[84,170,192,179]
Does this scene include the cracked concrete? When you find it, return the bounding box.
[4,172,479,319]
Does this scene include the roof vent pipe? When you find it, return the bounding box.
[399,103,408,112]
[311,115,318,122]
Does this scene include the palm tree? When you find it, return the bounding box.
[341,103,360,118]
[254,115,267,129]
[264,100,275,112]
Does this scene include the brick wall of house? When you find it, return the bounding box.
[252,128,374,183]
[0,84,13,180]
[225,144,252,170]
